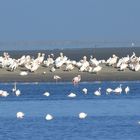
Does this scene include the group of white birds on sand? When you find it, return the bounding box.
[0,51,140,75]
[16,111,87,120]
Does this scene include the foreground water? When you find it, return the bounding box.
[0,81,140,140]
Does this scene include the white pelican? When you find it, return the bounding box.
[45,114,53,121]
[89,56,100,66]
[68,92,76,98]
[119,63,128,71]
[79,56,89,72]
[43,55,54,67]
[65,64,74,71]
[113,84,122,94]
[134,63,140,71]
[72,75,81,85]
[43,92,50,97]
[16,112,24,119]
[79,112,87,119]
[94,88,101,96]
[30,62,40,72]
[82,88,88,94]
[92,65,102,74]
[107,54,118,66]
[125,86,130,94]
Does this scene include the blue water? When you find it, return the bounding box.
[0,81,140,140]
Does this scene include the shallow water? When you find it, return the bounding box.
[0,81,140,140]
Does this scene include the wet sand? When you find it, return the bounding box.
[0,47,140,82]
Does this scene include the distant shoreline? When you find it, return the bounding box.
[0,47,140,82]
[1,46,140,59]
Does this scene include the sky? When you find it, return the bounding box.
[0,0,140,50]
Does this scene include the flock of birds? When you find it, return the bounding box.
[0,51,139,124]
[16,112,87,120]
[0,82,21,97]
[0,81,130,121]
[16,83,129,120]
[68,84,130,97]
[0,51,140,75]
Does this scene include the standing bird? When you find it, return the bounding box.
[53,75,61,82]
[12,82,17,92]
[125,86,130,94]
[113,84,122,94]
[94,88,101,96]
[72,75,81,85]
[15,89,21,96]
[12,82,21,96]
[82,88,88,94]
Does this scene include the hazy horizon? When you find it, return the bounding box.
[0,0,140,50]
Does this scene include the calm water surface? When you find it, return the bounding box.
[0,81,140,140]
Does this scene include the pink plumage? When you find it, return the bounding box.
[72,75,81,85]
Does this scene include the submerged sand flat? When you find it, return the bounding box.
[0,47,140,82]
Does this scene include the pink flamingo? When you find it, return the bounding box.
[72,75,81,85]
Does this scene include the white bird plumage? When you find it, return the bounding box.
[94,88,101,96]
[68,92,76,98]
[113,84,122,94]
[20,71,28,76]
[12,82,21,96]
[82,88,88,94]
[0,91,9,97]
[54,75,61,82]
[72,75,81,85]
[79,112,87,119]
[92,65,102,74]
[15,89,21,96]
[106,88,113,94]
[45,114,53,121]
[125,86,130,94]
[16,112,24,119]
[43,92,50,97]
